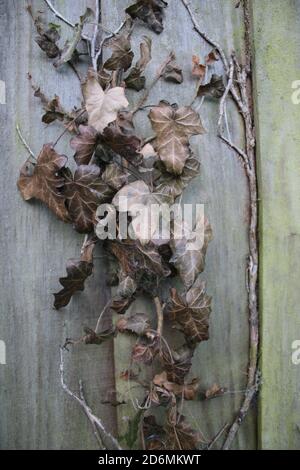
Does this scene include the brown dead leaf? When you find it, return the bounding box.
[192,55,206,81]
[126,0,168,34]
[62,165,112,233]
[70,125,98,165]
[82,69,129,133]
[104,31,134,72]
[166,277,212,345]
[17,144,70,222]
[149,101,205,175]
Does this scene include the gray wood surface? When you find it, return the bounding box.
[0,0,256,449]
[0,0,116,450]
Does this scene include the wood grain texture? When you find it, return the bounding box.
[0,0,117,449]
[252,0,300,450]
[102,0,256,449]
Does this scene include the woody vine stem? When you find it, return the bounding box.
[181,0,260,449]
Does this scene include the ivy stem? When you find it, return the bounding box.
[154,296,163,336]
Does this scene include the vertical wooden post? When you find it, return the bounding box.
[252,0,300,449]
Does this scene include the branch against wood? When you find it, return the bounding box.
[43,0,90,41]
[59,347,122,450]
[154,296,163,336]
[132,52,174,114]
[181,0,260,449]
[91,0,100,71]
[94,20,127,72]
[16,124,36,160]
[206,422,228,450]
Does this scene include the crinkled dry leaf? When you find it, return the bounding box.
[101,163,129,191]
[117,313,150,336]
[54,259,93,309]
[192,55,206,81]
[108,239,171,280]
[27,5,61,59]
[82,69,129,133]
[166,278,212,344]
[132,331,160,364]
[163,56,183,84]
[125,36,152,91]
[70,125,98,165]
[197,74,225,98]
[104,32,134,72]
[110,275,137,314]
[62,165,112,233]
[155,154,200,200]
[205,49,219,65]
[143,415,166,450]
[126,0,168,34]
[161,343,195,384]
[153,371,199,400]
[205,383,226,400]
[170,216,213,288]
[165,412,202,450]
[113,180,172,243]
[17,144,70,222]
[149,101,205,175]
[99,122,142,163]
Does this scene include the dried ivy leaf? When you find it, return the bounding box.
[17,144,70,222]
[98,66,112,89]
[192,55,206,81]
[155,154,200,199]
[126,0,168,34]
[54,237,96,309]
[54,259,93,309]
[82,69,129,133]
[70,125,98,165]
[125,36,152,91]
[28,5,61,59]
[205,49,219,65]
[197,74,225,98]
[132,331,160,364]
[117,313,150,336]
[205,383,226,400]
[62,165,112,233]
[104,32,134,72]
[165,412,202,450]
[110,275,137,314]
[166,278,212,344]
[170,216,213,288]
[108,239,171,280]
[153,371,199,400]
[100,122,142,163]
[161,344,195,384]
[101,163,129,191]
[40,94,65,123]
[113,180,172,244]
[143,415,166,450]
[149,101,205,175]
[163,55,183,84]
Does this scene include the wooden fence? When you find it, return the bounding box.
[0,0,299,450]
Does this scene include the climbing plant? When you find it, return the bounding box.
[17,0,258,450]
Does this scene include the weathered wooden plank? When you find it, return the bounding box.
[0,0,117,449]
[252,0,300,450]
[102,0,256,449]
